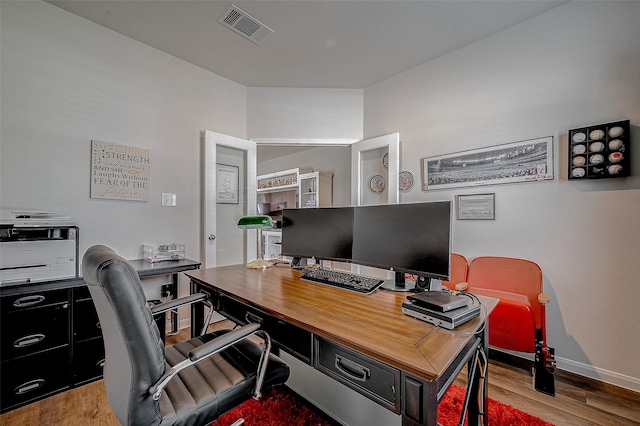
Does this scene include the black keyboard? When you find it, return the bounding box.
[301,268,384,294]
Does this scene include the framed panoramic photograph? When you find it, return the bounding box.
[422,136,553,190]
[216,163,239,204]
[457,193,495,220]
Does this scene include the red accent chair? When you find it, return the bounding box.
[465,256,556,395]
[442,253,469,291]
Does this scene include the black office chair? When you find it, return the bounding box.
[82,245,290,426]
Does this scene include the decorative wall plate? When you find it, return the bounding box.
[369,175,385,193]
[383,152,389,168]
[399,171,414,192]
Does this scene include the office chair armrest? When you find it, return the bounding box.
[150,292,215,336]
[149,323,269,401]
[150,293,210,315]
[538,293,550,304]
[189,322,261,362]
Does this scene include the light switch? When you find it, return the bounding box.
[162,193,177,207]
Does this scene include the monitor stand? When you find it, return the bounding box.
[381,271,416,292]
[415,276,443,292]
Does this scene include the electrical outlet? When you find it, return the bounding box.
[161,284,172,298]
[162,193,176,207]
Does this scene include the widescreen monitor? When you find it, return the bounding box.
[351,201,452,281]
[281,207,354,262]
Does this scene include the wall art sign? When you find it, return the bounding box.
[91,140,150,201]
[216,163,239,204]
[457,193,495,220]
[422,136,554,190]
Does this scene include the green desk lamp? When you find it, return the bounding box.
[237,215,274,269]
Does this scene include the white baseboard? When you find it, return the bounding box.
[556,356,640,393]
[492,347,640,393]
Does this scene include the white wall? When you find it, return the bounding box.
[248,87,363,207]
[364,1,640,390]
[247,87,363,140]
[1,2,247,300]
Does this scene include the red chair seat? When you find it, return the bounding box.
[472,287,536,353]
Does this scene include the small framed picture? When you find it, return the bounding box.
[456,193,495,220]
[216,164,239,204]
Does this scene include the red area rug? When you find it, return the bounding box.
[212,384,554,426]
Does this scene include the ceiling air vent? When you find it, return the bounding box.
[218,4,274,45]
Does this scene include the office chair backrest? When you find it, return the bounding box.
[442,253,469,290]
[467,256,544,328]
[82,245,165,426]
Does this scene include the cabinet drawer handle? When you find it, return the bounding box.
[13,295,46,307]
[245,312,263,324]
[97,359,106,368]
[335,355,370,382]
[14,333,46,348]
[14,379,45,395]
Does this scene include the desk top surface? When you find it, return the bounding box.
[186,264,496,381]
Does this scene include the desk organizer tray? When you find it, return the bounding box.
[142,243,185,263]
[568,119,630,180]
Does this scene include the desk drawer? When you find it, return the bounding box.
[0,346,70,412]
[1,288,69,313]
[73,298,102,341]
[315,337,400,413]
[216,295,312,363]
[1,302,70,360]
[72,337,105,385]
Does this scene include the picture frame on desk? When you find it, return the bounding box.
[216,163,239,204]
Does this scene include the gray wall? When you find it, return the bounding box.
[1,2,247,314]
[364,1,640,390]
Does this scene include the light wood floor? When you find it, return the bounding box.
[2,320,638,426]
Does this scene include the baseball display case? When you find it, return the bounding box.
[568,119,630,180]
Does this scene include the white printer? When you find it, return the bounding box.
[0,210,79,286]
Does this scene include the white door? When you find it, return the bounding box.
[203,131,257,268]
[351,133,400,206]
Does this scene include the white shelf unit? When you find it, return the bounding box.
[256,169,333,259]
[299,172,333,208]
[262,230,284,260]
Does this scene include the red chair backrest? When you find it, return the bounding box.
[442,253,469,290]
[467,256,543,328]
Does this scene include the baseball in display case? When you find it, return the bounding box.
[568,120,630,180]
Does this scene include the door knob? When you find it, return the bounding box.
[208,234,216,241]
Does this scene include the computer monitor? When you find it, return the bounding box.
[281,201,451,291]
[352,201,451,285]
[281,207,354,263]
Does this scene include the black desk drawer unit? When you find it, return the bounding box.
[215,294,313,363]
[0,288,70,360]
[315,337,400,413]
[0,288,71,412]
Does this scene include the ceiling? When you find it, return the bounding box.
[46,0,567,89]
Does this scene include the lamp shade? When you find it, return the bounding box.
[237,215,273,230]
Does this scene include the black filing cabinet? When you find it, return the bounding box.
[71,286,105,385]
[0,258,201,413]
[0,288,72,411]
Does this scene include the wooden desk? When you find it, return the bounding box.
[186,265,495,426]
